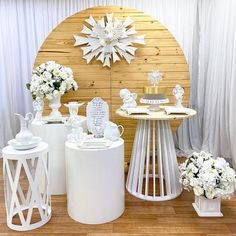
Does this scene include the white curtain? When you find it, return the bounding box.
[175,0,236,167]
[0,0,198,150]
[1,0,236,167]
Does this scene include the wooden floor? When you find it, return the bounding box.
[1,159,236,236]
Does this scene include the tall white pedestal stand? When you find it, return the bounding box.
[30,116,87,195]
[116,107,196,201]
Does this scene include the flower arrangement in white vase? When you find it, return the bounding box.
[179,151,236,217]
[26,61,78,120]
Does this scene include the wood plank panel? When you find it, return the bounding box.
[34,6,190,165]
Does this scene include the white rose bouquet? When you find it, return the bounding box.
[179,151,236,199]
[26,61,78,100]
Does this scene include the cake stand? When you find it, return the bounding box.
[140,98,169,111]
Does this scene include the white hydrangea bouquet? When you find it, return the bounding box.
[179,151,236,199]
[26,61,78,100]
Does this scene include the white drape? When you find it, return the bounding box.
[1,0,236,167]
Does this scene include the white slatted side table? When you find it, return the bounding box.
[116,106,196,201]
[2,142,51,231]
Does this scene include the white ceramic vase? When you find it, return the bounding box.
[48,94,62,120]
[64,102,84,119]
[192,195,223,217]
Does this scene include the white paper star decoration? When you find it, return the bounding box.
[74,13,145,67]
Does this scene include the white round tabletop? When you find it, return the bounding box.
[2,142,48,157]
[116,106,197,121]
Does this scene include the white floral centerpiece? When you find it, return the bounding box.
[27,61,78,100]
[179,151,236,217]
[26,61,78,120]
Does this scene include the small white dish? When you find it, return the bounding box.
[78,139,112,149]
[164,106,190,115]
[125,107,151,115]
[43,115,66,123]
[8,136,42,150]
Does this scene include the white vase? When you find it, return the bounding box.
[48,94,62,120]
[192,195,223,217]
[64,102,84,119]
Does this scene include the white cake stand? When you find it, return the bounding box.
[140,98,169,111]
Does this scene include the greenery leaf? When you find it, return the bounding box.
[26,83,31,90]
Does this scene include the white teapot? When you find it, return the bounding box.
[104,121,124,141]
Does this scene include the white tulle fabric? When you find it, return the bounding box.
[1,0,236,168]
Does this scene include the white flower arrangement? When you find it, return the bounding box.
[179,151,236,199]
[26,61,78,100]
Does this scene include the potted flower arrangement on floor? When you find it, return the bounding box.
[26,61,78,120]
[179,151,236,217]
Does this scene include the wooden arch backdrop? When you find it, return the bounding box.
[34,6,190,166]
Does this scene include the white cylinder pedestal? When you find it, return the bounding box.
[65,139,124,224]
[30,116,87,195]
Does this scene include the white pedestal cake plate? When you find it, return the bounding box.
[140,97,169,111]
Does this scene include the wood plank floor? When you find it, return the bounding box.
[1,159,236,236]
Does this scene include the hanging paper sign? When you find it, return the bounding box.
[86,97,109,138]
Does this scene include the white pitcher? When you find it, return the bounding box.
[104,121,124,141]
[15,113,34,144]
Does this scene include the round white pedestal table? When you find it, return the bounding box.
[116,106,197,201]
[65,139,124,224]
[30,116,87,195]
[2,142,51,231]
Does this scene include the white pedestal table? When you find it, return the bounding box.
[116,106,196,201]
[2,142,51,231]
[65,139,124,224]
[30,116,87,195]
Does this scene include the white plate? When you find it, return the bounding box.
[164,106,190,115]
[78,140,112,149]
[8,136,42,150]
[125,107,150,115]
